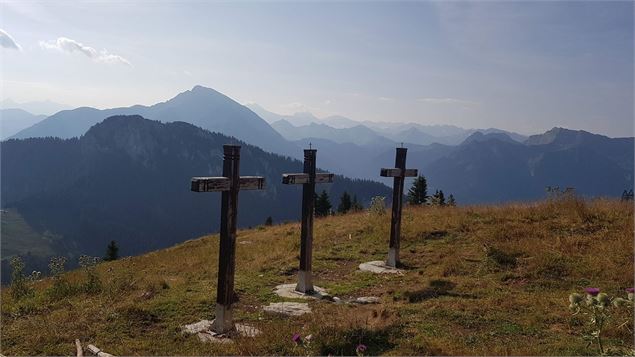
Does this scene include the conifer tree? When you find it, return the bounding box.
[104,240,119,261]
[351,194,363,212]
[431,190,446,206]
[315,190,332,217]
[264,216,273,226]
[447,194,456,206]
[407,176,428,205]
[337,191,352,214]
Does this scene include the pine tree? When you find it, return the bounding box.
[438,190,446,206]
[447,194,456,206]
[315,190,332,217]
[407,176,428,205]
[104,240,119,261]
[337,191,352,214]
[351,194,363,212]
[431,190,446,206]
[264,216,273,226]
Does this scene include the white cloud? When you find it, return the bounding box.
[378,97,395,102]
[39,37,131,66]
[0,29,21,50]
[417,97,479,106]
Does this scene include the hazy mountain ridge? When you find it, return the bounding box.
[423,129,634,203]
[1,98,71,116]
[0,108,47,140]
[11,86,300,158]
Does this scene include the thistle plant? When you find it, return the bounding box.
[47,256,71,299]
[9,256,33,300]
[291,332,312,355]
[569,287,634,355]
[79,255,102,293]
[368,196,386,216]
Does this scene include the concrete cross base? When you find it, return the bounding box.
[359,261,403,274]
[263,302,312,316]
[274,283,329,300]
[182,319,261,344]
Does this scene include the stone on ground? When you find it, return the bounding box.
[353,296,381,304]
[359,260,403,274]
[263,302,311,316]
[182,319,261,343]
[274,283,329,300]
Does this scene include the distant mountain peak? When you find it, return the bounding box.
[525,127,603,146]
[461,131,516,146]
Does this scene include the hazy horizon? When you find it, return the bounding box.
[1,1,633,137]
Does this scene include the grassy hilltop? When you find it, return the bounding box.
[1,198,633,355]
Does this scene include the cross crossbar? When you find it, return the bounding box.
[191,176,265,192]
[282,172,334,185]
[380,168,418,178]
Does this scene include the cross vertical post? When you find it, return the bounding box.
[380,147,417,268]
[298,149,316,292]
[215,144,240,334]
[388,148,406,267]
[281,148,334,294]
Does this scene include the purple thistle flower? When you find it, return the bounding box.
[626,288,635,294]
[356,344,367,353]
[584,288,600,296]
[292,333,302,344]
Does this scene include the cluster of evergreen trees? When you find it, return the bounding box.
[621,189,634,202]
[406,175,456,207]
[314,190,363,217]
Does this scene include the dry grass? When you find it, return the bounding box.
[1,198,633,355]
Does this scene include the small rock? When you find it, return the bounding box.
[273,283,329,300]
[359,261,403,274]
[263,302,311,316]
[354,296,381,304]
[183,319,213,334]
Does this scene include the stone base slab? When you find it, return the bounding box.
[182,319,261,343]
[359,261,403,274]
[273,283,329,300]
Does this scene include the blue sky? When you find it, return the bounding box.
[1,1,633,136]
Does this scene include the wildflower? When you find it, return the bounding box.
[356,344,367,356]
[584,287,600,296]
[626,288,634,301]
[292,333,302,344]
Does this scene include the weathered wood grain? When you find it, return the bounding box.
[282,173,334,184]
[191,176,265,192]
[380,168,418,177]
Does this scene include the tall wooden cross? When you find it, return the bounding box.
[190,144,265,334]
[281,149,334,293]
[380,147,417,268]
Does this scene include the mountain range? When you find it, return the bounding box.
[11,86,299,158]
[7,85,632,203]
[0,108,47,140]
[0,115,390,282]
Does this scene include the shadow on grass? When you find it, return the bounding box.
[316,326,398,356]
[403,279,478,303]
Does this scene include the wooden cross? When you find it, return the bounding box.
[281,149,334,293]
[190,144,265,334]
[380,147,417,268]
